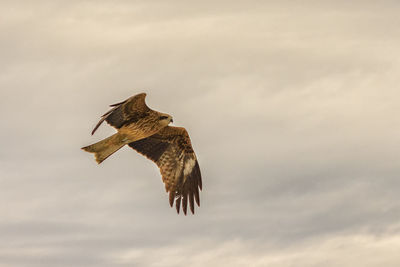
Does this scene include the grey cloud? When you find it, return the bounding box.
[1,1,400,266]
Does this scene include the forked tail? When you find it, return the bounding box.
[81,133,126,164]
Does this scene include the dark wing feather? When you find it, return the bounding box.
[91,93,150,135]
[128,126,202,215]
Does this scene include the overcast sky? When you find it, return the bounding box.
[1,1,400,266]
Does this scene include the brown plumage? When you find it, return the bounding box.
[82,93,202,215]
[129,126,202,215]
[82,93,171,163]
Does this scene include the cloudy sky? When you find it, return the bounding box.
[1,1,400,266]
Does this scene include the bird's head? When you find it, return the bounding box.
[158,113,173,126]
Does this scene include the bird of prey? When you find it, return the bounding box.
[81,93,202,215]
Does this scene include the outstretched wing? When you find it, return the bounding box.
[91,93,150,135]
[128,126,202,215]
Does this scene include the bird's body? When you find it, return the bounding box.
[82,93,172,163]
[82,93,202,215]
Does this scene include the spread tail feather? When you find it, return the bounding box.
[81,133,126,164]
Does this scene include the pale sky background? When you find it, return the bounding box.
[1,1,400,266]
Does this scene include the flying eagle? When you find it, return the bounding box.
[82,93,202,215]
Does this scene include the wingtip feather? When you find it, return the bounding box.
[194,187,200,207]
[169,191,175,207]
[182,194,188,215]
[189,193,195,214]
[176,197,181,214]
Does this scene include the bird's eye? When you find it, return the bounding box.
[159,116,169,120]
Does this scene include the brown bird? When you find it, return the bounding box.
[82,93,202,215]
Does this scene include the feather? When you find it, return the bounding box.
[175,197,181,214]
[194,186,200,206]
[109,100,127,107]
[189,190,195,214]
[182,193,188,215]
[91,93,149,135]
[169,191,175,207]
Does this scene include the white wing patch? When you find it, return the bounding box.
[183,157,196,176]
